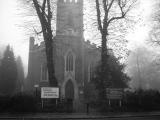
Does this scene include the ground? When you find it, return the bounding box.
[0,112,160,120]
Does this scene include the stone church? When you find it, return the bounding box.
[27,0,100,111]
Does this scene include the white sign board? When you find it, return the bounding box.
[41,87,59,98]
[106,88,123,99]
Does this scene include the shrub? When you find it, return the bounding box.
[9,93,37,113]
[124,90,160,112]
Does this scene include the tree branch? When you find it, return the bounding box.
[33,27,43,35]
[107,0,115,11]
[33,0,48,37]
[107,16,123,27]
[103,0,107,12]
[95,0,103,34]
[106,0,109,8]
[42,0,47,12]
[124,0,136,16]
[107,0,136,25]
[33,0,47,26]
[103,0,115,33]
[47,0,52,26]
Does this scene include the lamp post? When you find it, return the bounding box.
[34,84,39,98]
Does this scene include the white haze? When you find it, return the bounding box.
[0,0,158,82]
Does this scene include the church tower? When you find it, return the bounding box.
[55,0,84,112]
[56,0,83,37]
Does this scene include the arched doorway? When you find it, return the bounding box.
[65,80,74,112]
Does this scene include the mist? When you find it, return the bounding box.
[126,46,160,91]
[0,45,6,59]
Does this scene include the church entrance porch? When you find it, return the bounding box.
[65,80,74,112]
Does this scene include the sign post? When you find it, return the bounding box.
[42,99,44,109]
[106,88,123,107]
[119,100,122,107]
[41,87,59,99]
[41,87,59,110]
[108,99,111,106]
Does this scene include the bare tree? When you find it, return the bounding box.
[95,0,137,99]
[149,0,160,46]
[29,0,57,87]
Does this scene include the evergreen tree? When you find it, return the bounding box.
[108,55,129,88]
[0,45,17,96]
[92,54,130,110]
[16,56,25,93]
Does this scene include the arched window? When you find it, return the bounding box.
[66,52,74,71]
[41,64,48,81]
[88,63,94,82]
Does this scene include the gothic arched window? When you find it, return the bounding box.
[41,64,48,81]
[88,63,94,82]
[66,52,74,71]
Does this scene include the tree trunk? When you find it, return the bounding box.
[101,34,107,68]
[32,0,58,87]
[99,33,109,100]
[45,34,57,87]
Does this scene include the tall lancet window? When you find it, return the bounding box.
[41,64,48,81]
[66,52,74,71]
[88,63,94,82]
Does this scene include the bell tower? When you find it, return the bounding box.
[56,0,83,37]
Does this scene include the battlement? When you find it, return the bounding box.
[58,0,82,4]
[84,40,114,55]
[85,40,98,49]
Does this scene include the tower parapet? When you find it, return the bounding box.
[58,0,82,4]
[57,0,83,37]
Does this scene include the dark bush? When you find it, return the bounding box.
[9,93,37,113]
[0,96,11,112]
[123,90,160,112]
[0,93,37,113]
